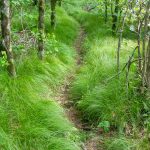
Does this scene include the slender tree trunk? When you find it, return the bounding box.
[0,41,4,57]
[0,0,3,57]
[136,3,144,73]
[104,0,108,23]
[145,0,150,88]
[1,0,16,76]
[118,9,122,27]
[112,0,119,34]
[110,0,113,18]
[126,56,131,98]
[117,7,128,76]
[51,0,57,30]
[38,0,45,59]
[58,0,61,6]
[33,0,38,6]
[142,0,150,88]
[137,20,142,72]
[146,38,150,88]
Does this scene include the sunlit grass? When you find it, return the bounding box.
[70,9,149,149]
[0,4,81,150]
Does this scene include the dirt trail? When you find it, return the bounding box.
[55,27,85,129]
[75,27,85,65]
[55,27,101,150]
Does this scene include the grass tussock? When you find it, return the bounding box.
[70,9,149,149]
[103,136,150,150]
[0,5,81,150]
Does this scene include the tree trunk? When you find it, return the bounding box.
[104,0,108,23]
[1,0,16,77]
[137,20,142,72]
[142,0,150,88]
[112,0,119,34]
[0,41,4,57]
[33,0,38,6]
[117,7,128,76]
[58,0,61,6]
[38,0,45,59]
[51,0,57,30]
[146,38,150,88]
[0,0,3,57]
[110,0,113,18]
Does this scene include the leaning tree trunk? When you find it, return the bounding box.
[112,0,119,34]
[50,0,57,30]
[1,0,16,76]
[38,0,45,59]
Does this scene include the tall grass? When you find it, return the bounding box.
[104,136,150,150]
[68,2,150,148]
[0,4,81,150]
[70,6,147,139]
[0,69,81,150]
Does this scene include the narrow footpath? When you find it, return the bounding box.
[55,27,101,150]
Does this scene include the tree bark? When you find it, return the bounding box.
[104,0,108,23]
[136,3,143,73]
[50,0,57,30]
[33,0,38,6]
[0,41,4,57]
[112,0,119,34]
[137,20,142,72]
[0,0,3,57]
[142,0,150,88]
[58,0,61,6]
[146,38,150,88]
[117,6,128,77]
[38,0,45,59]
[1,0,16,76]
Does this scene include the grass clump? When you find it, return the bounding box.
[104,137,133,150]
[0,4,82,150]
[0,72,80,150]
[69,8,150,149]
[103,136,150,150]
[70,8,148,138]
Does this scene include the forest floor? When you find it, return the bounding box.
[55,27,102,150]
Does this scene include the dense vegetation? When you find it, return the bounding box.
[0,0,149,149]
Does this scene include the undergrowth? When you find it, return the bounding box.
[0,4,81,150]
[1,0,149,149]
[70,4,150,149]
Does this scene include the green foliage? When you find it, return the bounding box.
[98,121,110,132]
[45,33,59,55]
[104,136,150,150]
[11,0,31,6]
[12,6,38,31]
[0,4,81,150]
[0,72,80,149]
[104,137,132,150]
[70,10,146,132]
[52,7,79,45]
[0,52,8,68]
[142,100,150,131]
[1,0,149,149]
